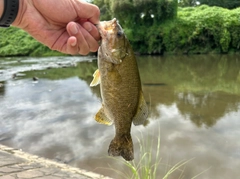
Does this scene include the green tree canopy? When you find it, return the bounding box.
[91,0,178,54]
[179,0,240,9]
[200,0,240,9]
[92,0,178,27]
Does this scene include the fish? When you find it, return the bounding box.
[90,18,148,161]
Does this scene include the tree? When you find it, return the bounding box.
[91,0,178,54]
[91,0,112,20]
[92,0,178,26]
[178,0,198,7]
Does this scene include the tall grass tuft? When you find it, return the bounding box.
[105,125,206,179]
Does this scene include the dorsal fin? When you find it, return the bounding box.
[133,91,148,126]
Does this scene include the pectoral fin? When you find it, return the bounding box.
[95,107,113,126]
[133,91,149,126]
[90,69,100,87]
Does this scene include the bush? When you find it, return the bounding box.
[144,5,240,54]
[0,27,64,57]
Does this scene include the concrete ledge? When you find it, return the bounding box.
[0,145,112,179]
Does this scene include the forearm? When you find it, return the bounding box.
[0,0,4,18]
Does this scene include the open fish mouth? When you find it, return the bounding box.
[96,18,118,36]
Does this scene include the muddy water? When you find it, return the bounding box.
[0,55,240,179]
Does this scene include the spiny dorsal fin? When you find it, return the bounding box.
[133,91,148,126]
[90,69,100,87]
[95,106,113,126]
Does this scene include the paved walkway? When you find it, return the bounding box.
[0,145,112,179]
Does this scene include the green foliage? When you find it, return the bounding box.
[0,27,64,57]
[178,0,197,7]
[93,0,178,25]
[199,0,240,9]
[92,0,240,54]
[179,0,240,9]
[92,0,178,54]
[175,6,240,53]
[147,5,240,54]
[119,0,178,54]
[112,0,178,27]
[1,1,240,56]
[92,0,112,20]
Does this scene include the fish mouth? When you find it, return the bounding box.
[96,18,118,36]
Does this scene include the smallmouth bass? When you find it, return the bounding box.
[90,18,148,161]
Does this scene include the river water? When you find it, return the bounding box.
[0,55,240,179]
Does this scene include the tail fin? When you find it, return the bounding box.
[108,134,134,161]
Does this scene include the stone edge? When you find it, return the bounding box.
[0,145,113,179]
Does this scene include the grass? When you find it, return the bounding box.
[104,125,208,179]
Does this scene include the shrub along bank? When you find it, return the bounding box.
[155,5,240,54]
[125,5,240,54]
[0,5,240,56]
[0,27,63,57]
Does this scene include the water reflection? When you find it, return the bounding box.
[0,55,240,178]
[0,81,5,96]
[177,92,240,127]
[137,55,240,128]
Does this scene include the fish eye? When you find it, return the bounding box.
[117,31,123,38]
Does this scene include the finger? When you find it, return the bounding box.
[67,22,89,55]
[66,22,80,54]
[78,25,99,53]
[76,1,100,25]
[67,36,78,55]
[81,21,100,41]
[67,21,99,54]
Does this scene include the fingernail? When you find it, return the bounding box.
[84,23,92,32]
[71,40,76,47]
[71,25,78,35]
[87,25,92,32]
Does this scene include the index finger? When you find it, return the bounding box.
[76,1,100,25]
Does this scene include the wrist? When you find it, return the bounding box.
[0,0,20,27]
[12,0,27,28]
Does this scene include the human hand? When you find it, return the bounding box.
[12,0,100,55]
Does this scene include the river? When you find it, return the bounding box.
[0,54,240,179]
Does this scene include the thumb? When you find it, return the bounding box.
[76,1,100,25]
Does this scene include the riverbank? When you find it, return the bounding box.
[0,27,64,57]
[0,144,112,179]
[1,5,240,56]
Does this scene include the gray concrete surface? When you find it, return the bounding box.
[0,145,112,179]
